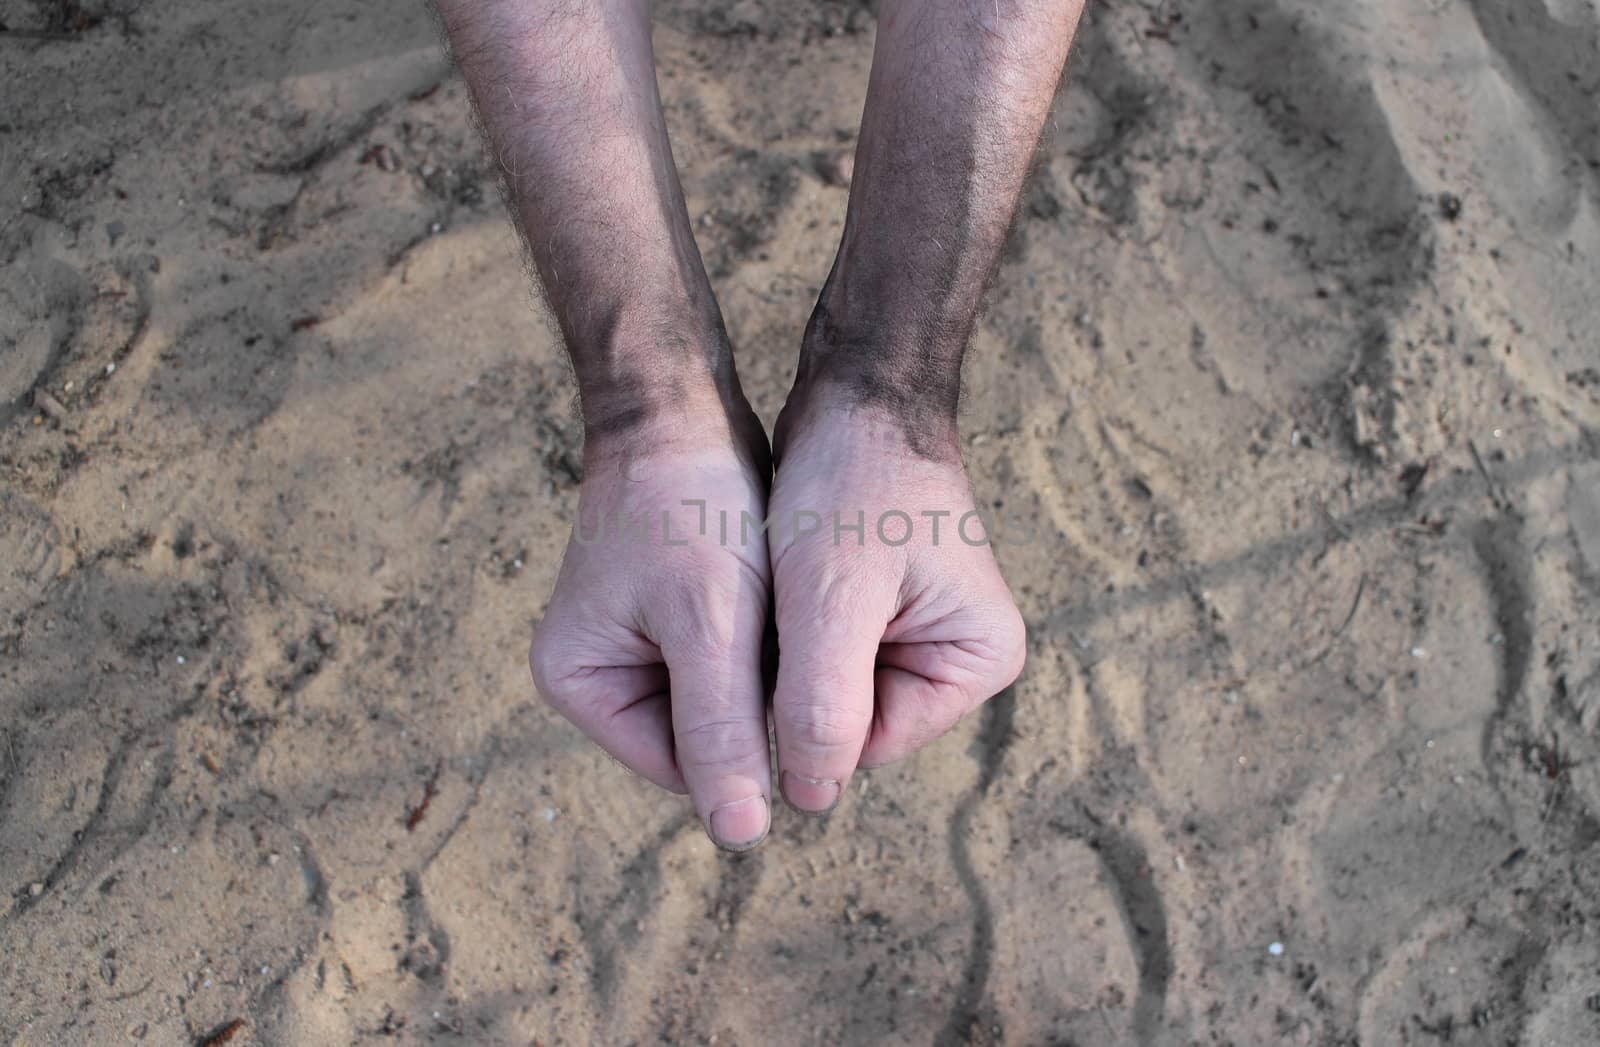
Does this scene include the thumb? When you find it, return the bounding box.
[771,586,890,814]
[660,611,774,852]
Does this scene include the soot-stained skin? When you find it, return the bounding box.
[437,0,1081,459]
[787,0,1082,461]
[570,311,740,444]
[793,284,971,460]
[436,0,753,451]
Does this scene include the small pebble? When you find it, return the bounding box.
[1411,646,1427,659]
[106,363,116,375]
[814,150,854,188]
[1268,941,1285,957]
[32,389,65,419]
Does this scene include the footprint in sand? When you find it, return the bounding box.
[0,492,66,607]
[1356,907,1540,1045]
[960,747,1148,1046]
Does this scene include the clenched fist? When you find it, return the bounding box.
[530,413,776,850]
[766,398,1026,813]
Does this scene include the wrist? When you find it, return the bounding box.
[571,307,725,425]
[576,327,768,475]
[782,294,966,463]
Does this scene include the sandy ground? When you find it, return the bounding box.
[3,0,1600,1043]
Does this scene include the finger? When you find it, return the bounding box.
[771,611,884,814]
[662,613,773,852]
[529,648,688,794]
[862,661,993,768]
[860,609,1027,768]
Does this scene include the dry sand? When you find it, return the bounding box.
[3,0,1600,1043]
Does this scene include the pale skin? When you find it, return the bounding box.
[434,0,1084,850]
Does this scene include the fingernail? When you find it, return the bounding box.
[781,771,841,814]
[708,795,769,852]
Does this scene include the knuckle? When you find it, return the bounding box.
[967,597,1027,693]
[675,716,764,772]
[781,700,870,753]
[995,605,1027,686]
[528,625,578,711]
[775,566,870,629]
[668,610,742,660]
[658,586,755,658]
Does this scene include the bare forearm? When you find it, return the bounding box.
[797,0,1084,450]
[435,0,735,441]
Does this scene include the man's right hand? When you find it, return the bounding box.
[765,393,1027,814]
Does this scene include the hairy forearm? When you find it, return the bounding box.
[797,0,1084,449]
[435,0,736,441]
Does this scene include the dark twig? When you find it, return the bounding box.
[1468,440,1508,510]
[1298,572,1368,671]
[196,1018,246,1047]
[109,975,155,1002]
[1332,572,1368,638]
[406,760,443,831]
